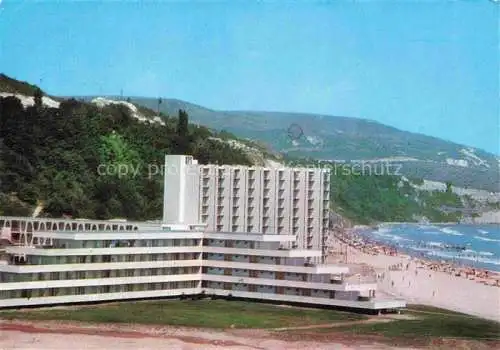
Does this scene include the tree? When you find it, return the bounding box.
[33,87,43,109]
[175,109,190,154]
[177,109,189,138]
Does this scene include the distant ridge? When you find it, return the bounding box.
[120,96,498,192]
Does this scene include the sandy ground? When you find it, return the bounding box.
[0,320,418,350]
[328,241,500,322]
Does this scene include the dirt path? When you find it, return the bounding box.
[0,322,253,348]
[270,316,395,331]
[0,319,420,350]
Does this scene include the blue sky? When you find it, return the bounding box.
[0,1,498,154]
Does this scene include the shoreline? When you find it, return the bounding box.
[340,226,500,284]
[367,222,500,227]
[326,228,500,322]
[354,223,500,273]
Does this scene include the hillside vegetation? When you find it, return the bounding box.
[130,97,499,192]
[0,80,251,219]
[0,74,41,96]
[287,158,464,224]
[0,75,492,224]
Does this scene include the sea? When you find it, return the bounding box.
[357,223,500,272]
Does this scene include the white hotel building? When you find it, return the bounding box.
[0,155,405,312]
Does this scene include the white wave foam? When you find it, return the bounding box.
[418,225,438,230]
[478,251,494,256]
[477,229,489,235]
[375,227,391,234]
[373,231,412,242]
[439,227,464,236]
[474,235,500,243]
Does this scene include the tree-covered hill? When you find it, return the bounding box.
[286,157,466,224]
[0,75,496,224]
[0,83,252,219]
[128,97,499,192]
[0,74,41,96]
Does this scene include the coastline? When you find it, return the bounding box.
[355,222,500,273]
[374,222,500,226]
[326,228,500,322]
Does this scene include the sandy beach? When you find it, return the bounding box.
[327,230,500,322]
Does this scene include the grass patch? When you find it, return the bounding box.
[315,309,500,340]
[0,299,366,329]
[406,304,472,316]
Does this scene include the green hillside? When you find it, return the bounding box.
[286,157,464,224]
[0,85,252,219]
[0,75,495,224]
[128,97,499,192]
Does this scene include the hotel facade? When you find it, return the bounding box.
[0,155,405,311]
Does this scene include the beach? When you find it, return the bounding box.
[327,228,500,322]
